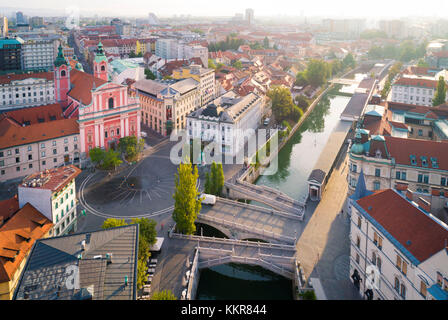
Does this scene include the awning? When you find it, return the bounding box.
[149,237,164,252]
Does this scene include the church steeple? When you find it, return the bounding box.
[54,44,68,67]
[93,41,108,81]
[54,44,70,108]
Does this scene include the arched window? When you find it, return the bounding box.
[394,277,400,292]
[400,284,406,299]
[372,252,377,265]
[108,97,114,109]
[356,236,360,248]
[61,70,66,77]
[101,65,105,71]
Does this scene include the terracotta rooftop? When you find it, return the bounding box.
[21,165,81,193]
[0,196,19,223]
[0,72,53,85]
[394,77,438,89]
[0,104,64,126]
[68,68,107,105]
[356,189,448,263]
[0,117,79,150]
[0,203,53,283]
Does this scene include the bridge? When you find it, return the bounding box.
[330,78,361,86]
[170,231,297,280]
[224,179,305,220]
[199,198,303,245]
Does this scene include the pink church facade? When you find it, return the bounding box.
[54,43,141,163]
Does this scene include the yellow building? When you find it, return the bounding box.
[172,65,215,107]
[0,198,53,300]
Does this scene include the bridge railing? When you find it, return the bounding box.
[197,213,297,245]
[169,229,296,251]
[185,248,200,300]
[216,197,304,222]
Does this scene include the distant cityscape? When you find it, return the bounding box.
[0,2,447,304]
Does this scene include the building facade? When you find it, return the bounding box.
[172,64,215,106]
[0,72,55,110]
[0,37,22,72]
[134,78,200,136]
[21,36,58,72]
[390,76,445,107]
[18,165,81,237]
[349,177,448,300]
[187,92,264,156]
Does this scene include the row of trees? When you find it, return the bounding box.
[367,40,427,62]
[101,217,157,290]
[381,61,403,99]
[204,162,225,196]
[208,36,245,52]
[295,54,356,88]
[267,86,304,123]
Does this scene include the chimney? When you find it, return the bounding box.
[406,189,414,201]
[417,197,431,213]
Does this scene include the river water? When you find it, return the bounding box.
[196,91,351,300]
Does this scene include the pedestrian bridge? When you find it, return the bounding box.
[224,180,305,220]
[169,231,297,280]
[330,78,361,86]
[199,198,303,245]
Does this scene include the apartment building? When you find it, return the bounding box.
[0,72,55,110]
[20,36,58,71]
[18,165,81,236]
[348,129,448,220]
[172,64,215,106]
[187,92,264,156]
[349,174,448,300]
[0,198,53,300]
[134,78,200,136]
[0,104,80,181]
[390,76,446,107]
[0,37,22,72]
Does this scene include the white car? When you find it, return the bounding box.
[200,193,216,205]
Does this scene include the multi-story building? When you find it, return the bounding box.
[187,92,264,155]
[390,76,446,107]
[0,37,22,72]
[0,17,8,37]
[349,174,448,300]
[18,165,81,236]
[0,104,80,181]
[0,197,53,300]
[134,78,200,136]
[379,20,407,39]
[155,38,208,67]
[0,72,55,110]
[245,8,254,25]
[29,17,44,28]
[21,36,58,72]
[348,129,448,220]
[155,38,178,60]
[54,43,141,159]
[172,64,215,106]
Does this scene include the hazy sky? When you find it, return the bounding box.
[4,0,448,18]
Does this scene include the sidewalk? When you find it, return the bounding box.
[296,150,360,300]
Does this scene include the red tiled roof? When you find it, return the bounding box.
[389,121,408,130]
[0,117,79,149]
[432,51,448,58]
[384,136,448,170]
[0,72,53,85]
[0,203,53,282]
[68,69,107,105]
[0,104,64,126]
[0,197,19,222]
[21,165,81,193]
[394,77,438,89]
[356,189,448,262]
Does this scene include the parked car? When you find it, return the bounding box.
[200,193,216,205]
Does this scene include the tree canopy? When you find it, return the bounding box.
[151,290,177,300]
[119,136,145,162]
[172,162,202,235]
[433,76,447,106]
[267,86,303,123]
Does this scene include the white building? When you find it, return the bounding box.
[172,64,215,106]
[390,75,445,107]
[187,92,264,156]
[349,173,448,300]
[18,165,81,236]
[155,38,208,67]
[0,72,55,110]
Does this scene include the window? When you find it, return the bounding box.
[374,232,383,249]
[394,277,400,292]
[356,253,360,264]
[372,252,376,265]
[41,143,45,149]
[52,141,56,146]
[105,131,108,138]
[108,97,114,109]
[356,236,360,248]
[420,281,427,298]
[437,272,443,286]
[418,129,423,136]
[396,255,407,275]
[116,128,120,136]
[357,216,362,228]
[400,284,406,299]
[377,257,382,272]
[375,168,381,177]
[373,181,380,190]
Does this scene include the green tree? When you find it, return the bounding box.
[294,95,310,111]
[102,149,122,170]
[433,76,447,106]
[172,162,202,235]
[263,36,269,49]
[295,71,308,87]
[102,218,128,229]
[131,218,157,246]
[144,68,156,80]
[232,60,243,70]
[210,162,218,195]
[417,59,429,67]
[204,171,211,194]
[381,79,391,100]
[137,259,148,291]
[216,163,225,196]
[119,136,145,162]
[305,59,330,87]
[89,147,105,167]
[208,59,216,69]
[151,290,177,300]
[342,53,356,69]
[267,86,297,123]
